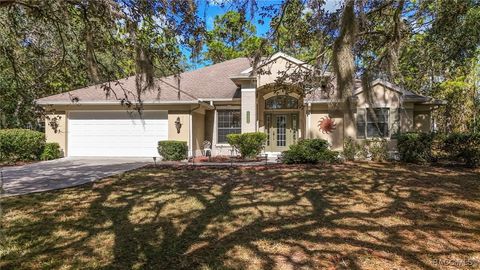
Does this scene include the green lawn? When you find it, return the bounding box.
[1,163,479,269]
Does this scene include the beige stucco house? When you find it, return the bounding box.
[37,52,443,158]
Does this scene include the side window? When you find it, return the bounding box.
[356,109,366,139]
[356,108,390,138]
[367,108,389,138]
[390,108,401,138]
[265,114,271,146]
[217,110,241,143]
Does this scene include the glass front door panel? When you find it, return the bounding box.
[266,114,271,146]
[276,115,287,147]
[291,114,297,144]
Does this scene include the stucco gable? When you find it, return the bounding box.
[353,79,405,96]
[239,52,313,75]
[351,79,444,105]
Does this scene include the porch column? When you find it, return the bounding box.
[241,80,257,133]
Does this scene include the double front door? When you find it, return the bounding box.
[264,113,299,152]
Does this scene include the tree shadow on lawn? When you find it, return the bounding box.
[1,163,480,269]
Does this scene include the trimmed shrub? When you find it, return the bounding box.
[397,132,433,163]
[158,140,188,161]
[41,142,63,160]
[283,144,319,164]
[227,132,267,159]
[0,129,45,161]
[282,139,338,164]
[443,133,480,168]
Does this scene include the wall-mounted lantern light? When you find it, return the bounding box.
[175,117,182,134]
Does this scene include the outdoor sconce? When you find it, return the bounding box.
[46,115,62,134]
[174,117,182,134]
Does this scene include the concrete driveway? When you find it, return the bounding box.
[1,157,152,196]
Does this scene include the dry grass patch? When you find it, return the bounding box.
[1,163,479,269]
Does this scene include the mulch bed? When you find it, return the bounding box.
[189,155,266,163]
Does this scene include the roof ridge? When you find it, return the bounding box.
[177,57,250,76]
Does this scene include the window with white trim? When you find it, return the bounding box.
[357,108,389,138]
[265,95,298,109]
[217,110,241,143]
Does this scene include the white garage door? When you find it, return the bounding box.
[68,111,168,157]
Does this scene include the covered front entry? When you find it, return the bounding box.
[264,112,299,152]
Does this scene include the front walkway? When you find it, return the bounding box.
[1,157,151,196]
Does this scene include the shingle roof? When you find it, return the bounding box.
[37,57,251,104]
[36,56,441,105]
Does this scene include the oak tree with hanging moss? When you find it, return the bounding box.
[0,0,478,132]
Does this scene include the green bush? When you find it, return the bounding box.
[158,140,188,161]
[443,133,480,168]
[343,137,388,161]
[397,132,433,163]
[343,136,359,161]
[397,132,480,167]
[283,144,318,164]
[40,142,63,160]
[366,139,389,162]
[430,133,448,162]
[227,132,267,159]
[0,129,45,161]
[282,139,338,164]
[357,141,370,160]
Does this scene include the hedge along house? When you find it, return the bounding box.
[37,52,444,158]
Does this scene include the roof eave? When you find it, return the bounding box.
[403,96,447,105]
[199,98,240,101]
[229,76,256,86]
[306,99,345,104]
[420,99,447,105]
[229,75,255,79]
[36,100,201,106]
[403,97,429,102]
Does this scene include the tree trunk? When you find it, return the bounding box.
[332,0,356,101]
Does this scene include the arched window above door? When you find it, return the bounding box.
[265,95,299,109]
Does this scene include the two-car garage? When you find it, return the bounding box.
[67,111,168,157]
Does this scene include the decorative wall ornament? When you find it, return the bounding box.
[318,116,337,134]
[174,117,182,134]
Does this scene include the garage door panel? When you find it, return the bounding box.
[68,111,168,157]
[68,137,160,146]
[69,125,167,136]
[69,120,167,126]
[70,147,158,157]
[69,111,165,119]
[69,133,166,139]
[69,140,162,147]
[69,123,163,130]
